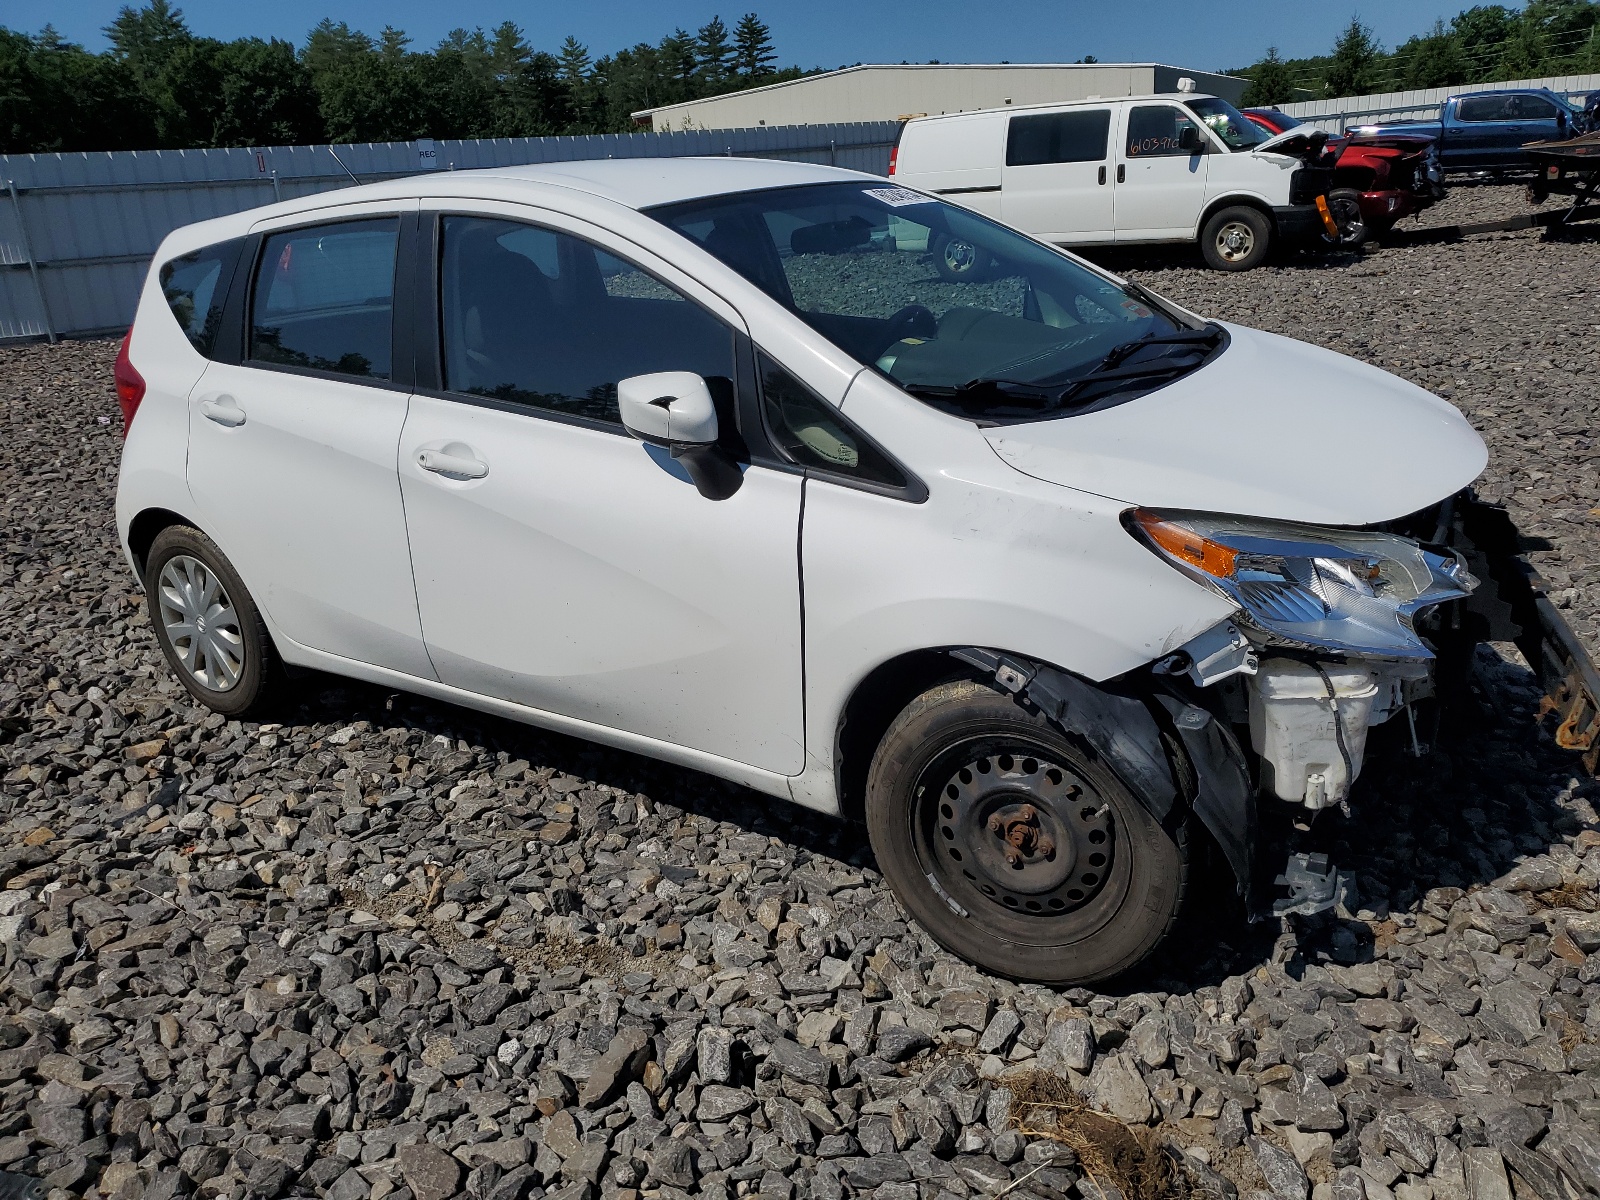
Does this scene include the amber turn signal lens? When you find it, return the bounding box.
[1132,510,1238,579]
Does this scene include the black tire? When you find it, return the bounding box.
[929,232,992,283]
[144,525,279,718]
[1199,205,1272,270]
[1322,188,1368,248]
[865,679,1189,985]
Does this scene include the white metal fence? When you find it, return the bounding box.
[0,123,898,343]
[1278,72,1600,133]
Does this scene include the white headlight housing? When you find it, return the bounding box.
[1128,508,1476,660]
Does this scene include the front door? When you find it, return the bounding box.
[1113,104,1211,242]
[186,203,435,679]
[1001,107,1115,243]
[398,210,806,773]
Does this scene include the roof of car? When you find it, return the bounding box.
[906,92,1216,123]
[441,156,868,210]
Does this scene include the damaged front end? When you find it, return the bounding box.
[1125,505,1481,918]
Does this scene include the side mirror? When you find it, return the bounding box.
[617,371,741,500]
[619,371,719,446]
[1178,125,1202,152]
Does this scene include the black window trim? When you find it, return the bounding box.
[417,207,759,450]
[234,212,413,393]
[753,350,928,504]
[1005,108,1112,168]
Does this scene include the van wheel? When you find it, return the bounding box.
[145,525,280,718]
[930,233,992,282]
[1322,189,1368,248]
[1200,206,1272,270]
[865,679,1189,985]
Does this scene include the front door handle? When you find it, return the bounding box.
[199,396,246,427]
[416,448,489,479]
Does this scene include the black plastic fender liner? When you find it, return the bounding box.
[1153,694,1255,901]
[949,648,1178,821]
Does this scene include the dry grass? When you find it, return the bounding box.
[1007,1069,1176,1200]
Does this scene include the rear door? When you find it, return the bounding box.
[1113,103,1211,242]
[896,114,1006,221]
[1449,95,1523,167]
[186,201,434,679]
[1000,107,1115,243]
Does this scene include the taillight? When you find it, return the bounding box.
[887,145,898,175]
[114,329,145,436]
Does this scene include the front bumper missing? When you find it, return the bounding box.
[1272,851,1355,918]
[1459,495,1600,776]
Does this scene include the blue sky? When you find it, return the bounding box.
[31,0,1481,71]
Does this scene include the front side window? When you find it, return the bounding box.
[1006,110,1111,166]
[649,182,1217,424]
[1126,106,1206,158]
[250,218,398,379]
[1510,95,1558,120]
[160,241,236,357]
[1183,97,1271,151]
[438,216,735,426]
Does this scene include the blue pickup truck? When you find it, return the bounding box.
[1351,88,1590,172]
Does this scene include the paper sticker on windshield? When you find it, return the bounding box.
[1121,298,1154,318]
[864,187,934,207]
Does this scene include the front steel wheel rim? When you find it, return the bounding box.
[1215,221,1256,261]
[942,239,978,272]
[157,554,245,692]
[917,746,1116,924]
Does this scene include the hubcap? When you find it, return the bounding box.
[157,554,245,692]
[1216,221,1255,262]
[943,239,978,272]
[924,750,1114,916]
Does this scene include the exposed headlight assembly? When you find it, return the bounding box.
[1128,508,1476,660]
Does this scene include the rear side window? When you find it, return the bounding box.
[758,352,909,490]
[1458,95,1514,122]
[159,242,237,357]
[1006,110,1111,166]
[250,218,399,380]
[1126,106,1204,157]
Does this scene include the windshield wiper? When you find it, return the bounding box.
[905,322,1225,415]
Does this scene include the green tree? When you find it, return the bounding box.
[104,0,190,87]
[1394,20,1469,87]
[1240,45,1295,105]
[1450,5,1517,78]
[1324,17,1383,98]
[697,16,732,88]
[733,13,776,77]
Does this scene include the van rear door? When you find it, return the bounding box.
[1000,107,1115,243]
[894,114,1004,220]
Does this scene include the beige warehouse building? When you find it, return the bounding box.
[634,63,1248,131]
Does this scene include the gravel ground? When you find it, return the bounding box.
[2,186,1599,1200]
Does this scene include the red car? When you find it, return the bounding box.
[1244,108,1445,245]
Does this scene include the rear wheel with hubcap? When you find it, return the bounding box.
[145,524,279,718]
[866,679,1189,985]
[929,232,992,283]
[1199,205,1272,271]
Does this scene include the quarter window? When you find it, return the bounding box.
[759,352,908,489]
[1006,110,1111,166]
[160,242,236,358]
[1126,106,1204,158]
[439,216,735,427]
[250,218,398,379]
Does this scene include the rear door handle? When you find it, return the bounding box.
[1117,164,1126,183]
[199,396,246,427]
[1098,165,1107,185]
[416,448,489,479]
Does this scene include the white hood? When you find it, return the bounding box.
[985,323,1487,526]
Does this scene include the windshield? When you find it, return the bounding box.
[1186,97,1273,151]
[649,182,1213,421]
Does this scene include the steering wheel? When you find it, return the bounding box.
[876,304,939,359]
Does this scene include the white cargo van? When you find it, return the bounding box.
[890,91,1335,270]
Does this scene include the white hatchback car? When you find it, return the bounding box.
[116,158,1487,984]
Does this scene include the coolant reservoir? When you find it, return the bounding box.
[1248,658,1379,808]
